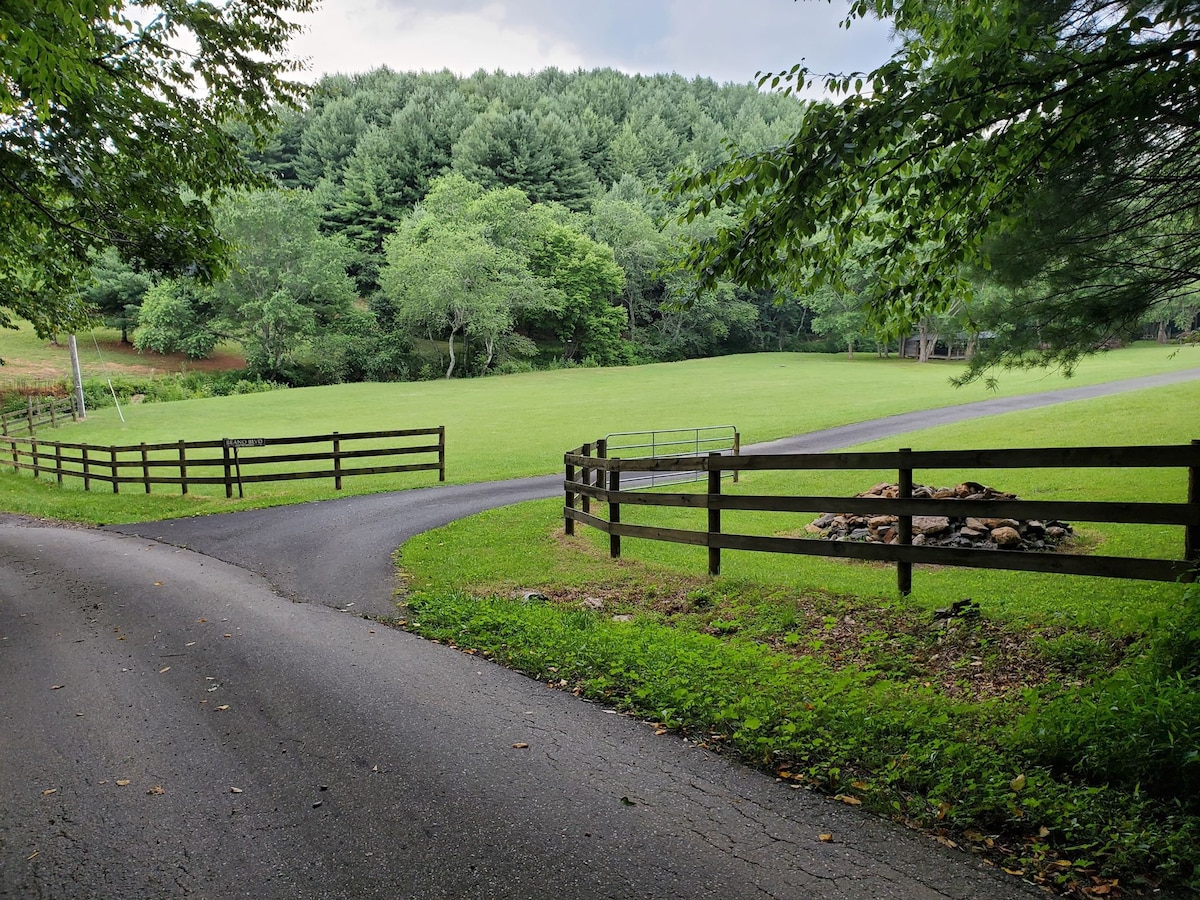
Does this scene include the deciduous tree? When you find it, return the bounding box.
[0,0,314,335]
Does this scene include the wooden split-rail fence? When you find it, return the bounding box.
[1,395,79,437]
[1,427,445,498]
[563,440,1200,593]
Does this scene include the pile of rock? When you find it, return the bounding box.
[806,481,1074,551]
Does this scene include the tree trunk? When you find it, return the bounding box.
[1157,320,1169,343]
[846,339,855,360]
[445,328,458,379]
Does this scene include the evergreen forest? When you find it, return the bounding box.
[85,66,1198,384]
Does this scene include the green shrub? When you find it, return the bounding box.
[80,372,283,408]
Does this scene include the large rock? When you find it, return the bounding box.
[913,516,951,535]
[991,526,1022,547]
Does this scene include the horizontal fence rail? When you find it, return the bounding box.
[1,427,445,498]
[563,440,1200,593]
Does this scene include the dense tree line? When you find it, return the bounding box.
[110,66,847,383]
[86,56,1200,384]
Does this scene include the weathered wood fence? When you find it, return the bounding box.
[1,427,445,497]
[1,395,78,437]
[564,441,1200,592]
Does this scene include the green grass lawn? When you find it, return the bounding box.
[1,343,1196,524]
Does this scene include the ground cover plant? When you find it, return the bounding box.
[0,344,1195,524]
[394,383,1200,897]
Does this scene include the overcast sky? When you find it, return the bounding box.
[289,1,896,89]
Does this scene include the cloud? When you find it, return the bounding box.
[290,1,894,87]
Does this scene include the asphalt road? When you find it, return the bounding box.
[2,367,1196,898]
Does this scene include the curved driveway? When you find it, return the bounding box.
[1,368,1195,899]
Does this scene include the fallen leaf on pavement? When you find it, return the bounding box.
[818,833,833,843]
[41,789,57,796]
[50,685,64,691]
[215,705,230,711]
[25,850,39,861]
[159,667,170,674]
[147,786,164,795]
[116,779,131,787]
[833,794,862,806]
[230,787,243,794]
[512,742,529,749]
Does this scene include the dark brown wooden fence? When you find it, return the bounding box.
[1,427,445,497]
[1,395,78,437]
[564,441,1200,592]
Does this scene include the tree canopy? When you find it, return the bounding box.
[676,0,1200,377]
[0,0,313,336]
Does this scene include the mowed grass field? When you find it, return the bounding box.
[0,343,1196,522]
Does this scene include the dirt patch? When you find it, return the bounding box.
[514,581,1129,702]
[0,337,245,389]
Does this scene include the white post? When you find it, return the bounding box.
[68,335,86,420]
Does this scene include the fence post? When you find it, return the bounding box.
[2,408,8,436]
[333,432,343,490]
[49,400,57,429]
[8,435,16,472]
[438,425,445,482]
[26,397,34,435]
[110,447,119,494]
[564,450,577,537]
[55,444,63,486]
[141,443,151,493]
[178,441,188,496]
[223,442,233,499]
[733,431,740,484]
[82,445,90,491]
[580,443,592,517]
[30,437,39,479]
[708,452,722,577]
[897,447,913,596]
[608,466,621,560]
[1187,439,1199,566]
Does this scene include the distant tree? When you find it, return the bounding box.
[136,279,224,360]
[80,249,151,344]
[0,0,313,336]
[137,189,356,379]
[522,214,628,364]
[588,192,669,341]
[379,176,549,377]
[453,104,598,210]
[380,224,540,377]
[295,97,366,187]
